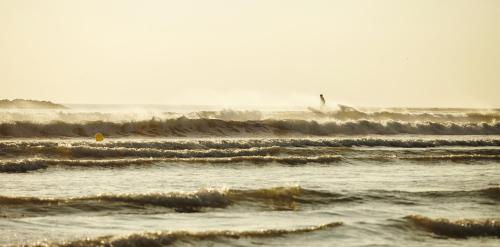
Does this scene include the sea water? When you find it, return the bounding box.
[0,105,499,246]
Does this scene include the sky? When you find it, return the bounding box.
[0,0,499,107]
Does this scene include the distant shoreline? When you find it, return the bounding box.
[0,99,67,109]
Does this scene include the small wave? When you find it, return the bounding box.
[0,161,48,173]
[400,154,500,161]
[406,215,500,238]
[160,155,342,166]
[0,155,342,173]
[2,151,497,173]
[0,186,351,217]
[229,186,353,206]
[1,138,499,159]
[1,119,500,138]
[2,187,497,218]
[0,189,232,216]
[32,222,342,247]
[422,187,500,201]
[21,138,500,149]
[417,187,500,200]
[369,187,500,203]
[0,158,157,173]
[346,187,500,206]
[2,138,500,160]
[480,187,500,200]
[0,145,282,158]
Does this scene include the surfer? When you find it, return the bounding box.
[320,94,326,109]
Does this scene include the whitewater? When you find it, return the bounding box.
[0,105,499,246]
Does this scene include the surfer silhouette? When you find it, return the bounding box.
[320,94,326,109]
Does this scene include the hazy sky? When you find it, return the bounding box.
[1,0,499,107]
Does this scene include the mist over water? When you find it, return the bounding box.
[1,105,499,246]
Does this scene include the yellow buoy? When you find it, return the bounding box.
[95,132,104,142]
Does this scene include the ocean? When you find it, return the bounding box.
[0,105,499,246]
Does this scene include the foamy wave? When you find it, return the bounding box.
[406,215,500,238]
[30,222,342,247]
[1,119,500,137]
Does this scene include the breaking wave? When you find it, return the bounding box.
[2,107,499,123]
[406,215,500,238]
[1,119,500,137]
[27,222,342,247]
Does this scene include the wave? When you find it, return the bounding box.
[398,154,500,162]
[348,187,500,206]
[313,107,500,123]
[0,158,155,173]
[370,187,500,203]
[1,144,499,173]
[3,137,500,153]
[27,222,342,247]
[2,147,499,173]
[0,155,343,173]
[0,145,282,158]
[4,152,500,173]
[0,186,350,217]
[2,106,500,123]
[1,119,500,137]
[406,215,500,238]
[0,161,48,173]
[2,186,497,218]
